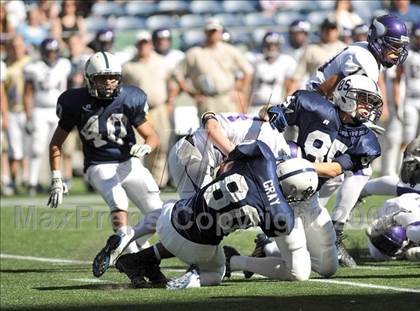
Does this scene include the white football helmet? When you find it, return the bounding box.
[84,51,122,100]
[332,74,383,124]
[276,158,318,202]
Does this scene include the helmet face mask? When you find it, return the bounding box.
[84,52,122,100]
[368,14,409,68]
[333,75,383,124]
[262,32,283,59]
[370,226,407,257]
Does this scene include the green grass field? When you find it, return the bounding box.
[1,182,419,311]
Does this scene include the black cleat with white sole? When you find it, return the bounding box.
[92,234,121,277]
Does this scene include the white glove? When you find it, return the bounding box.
[47,171,69,208]
[130,144,152,158]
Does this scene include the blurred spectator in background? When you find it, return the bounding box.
[389,0,420,25]
[249,31,296,115]
[56,0,86,43]
[66,33,91,89]
[152,28,184,71]
[3,0,25,36]
[290,17,346,92]
[23,38,71,195]
[122,31,172,188]
[16,5,48,48]
[1,60,12,196]
[287,19,310,62]
[4,35,31,193]
[89,28,114,53]
[171,18,253,115]
[340,27,353,45]
[37,0,60,39]
[333,0,363,31]
[1,2,15,43]
[352,23,369,42]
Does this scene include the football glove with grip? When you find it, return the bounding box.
[267,105,288,133]
[130,144,152,158]
[47,171,68,208]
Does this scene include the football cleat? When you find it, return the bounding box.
[166,265,200,290]
[335,230,357,268]
[244,233,273,279]
[92,234,122,277]
[145,263,168,287]
[115,253,149,288]
[92,228,136,277]
[223,245,240,278]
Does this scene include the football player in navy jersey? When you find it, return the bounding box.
[225,74,383,281]
[47,51,163,277]
[112,140,318,288]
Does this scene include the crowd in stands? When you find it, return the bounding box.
[0,0,419,196]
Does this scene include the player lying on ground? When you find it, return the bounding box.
[115,141,318,288]
[366,193,419,261]
[225,74,383,280]
[47,51,163,277]
[360,137,420,197]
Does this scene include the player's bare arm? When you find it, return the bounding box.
[204,115,235,156]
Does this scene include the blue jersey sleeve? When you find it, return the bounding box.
[56,89,80,132]
[121,86,148,128]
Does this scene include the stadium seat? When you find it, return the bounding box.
[285,0,319,13]
[91,2,125,17]
[125,2,158,17]
[146,15,178,30]
[275,12,305,27]
[307,11,329,27]
[190,0,224,14]
[229,29,252,45]
[157,0,190,15]
[213,13,244,27]
[315,0,335,11]
[179,14,206,29]
[85,16,109,33]
[113,16,146,31]
[181,29,205,49]
[222,0,256,14]
[244,13,275,27]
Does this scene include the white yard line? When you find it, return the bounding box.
[310,279,420,294]
[2,253,418,294]
[0,253,90,265]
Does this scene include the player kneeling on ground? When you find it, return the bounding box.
[115,141,317,289]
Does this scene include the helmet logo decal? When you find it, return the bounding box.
[373,19,386,36]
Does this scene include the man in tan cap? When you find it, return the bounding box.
[170,18,253,115]
[122,30,173,188]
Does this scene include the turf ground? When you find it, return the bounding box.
[1,180,419,311]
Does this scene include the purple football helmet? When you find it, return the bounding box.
[368,14,409,67]
[40,38,60,66]
[370,226,407,257]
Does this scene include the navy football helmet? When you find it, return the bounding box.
[370,226,407,257]
[262,31,284,59]
[40,38,60,66]
[368,14,409,67]
[152,28,171,55]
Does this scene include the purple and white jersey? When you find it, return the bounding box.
[379,193,420,228]
[193,113,289,169]
[403,49,420,99]
[307,42,381,90]
[251,53,296,106]
[24,58,71,108]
